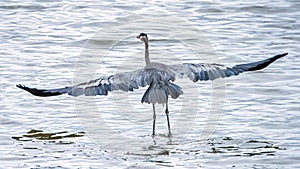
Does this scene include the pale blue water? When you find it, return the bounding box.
[0,0,299,168]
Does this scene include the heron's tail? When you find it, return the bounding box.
[141,81,183,104]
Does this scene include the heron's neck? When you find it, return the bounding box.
[144,40,150,65]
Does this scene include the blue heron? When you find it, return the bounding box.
[17,33,287,137]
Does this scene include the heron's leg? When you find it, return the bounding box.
[165,101,172,137]
[152,103,156,137]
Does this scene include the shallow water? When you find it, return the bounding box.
[1,0,300,168]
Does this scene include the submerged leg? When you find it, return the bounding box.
[165,101,172,137]
[152,103,156,137]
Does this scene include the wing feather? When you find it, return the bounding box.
[170,53,287,82]
[17,65,174,97]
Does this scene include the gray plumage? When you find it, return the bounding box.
[16,54,287,100]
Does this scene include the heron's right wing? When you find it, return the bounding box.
[170,53,287,82]
[16,66,174,97]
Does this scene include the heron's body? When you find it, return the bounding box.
[17,33,287,137]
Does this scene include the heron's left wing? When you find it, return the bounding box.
[170,53,287,82]
[16,66,175,97]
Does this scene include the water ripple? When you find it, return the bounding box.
[1,0,299,168]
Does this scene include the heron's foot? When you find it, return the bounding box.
[167,132,173,138]
[152,133,155,138]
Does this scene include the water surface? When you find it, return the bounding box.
[0,0,299,168]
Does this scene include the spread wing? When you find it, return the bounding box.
[17,53,287,97]
[170,53,287,82]
[16,67,175,97]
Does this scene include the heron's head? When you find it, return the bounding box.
[136,33,148,42]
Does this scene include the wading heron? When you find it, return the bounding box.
[17,33,287,137]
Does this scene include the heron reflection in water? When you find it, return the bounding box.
[17,33,287,137]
